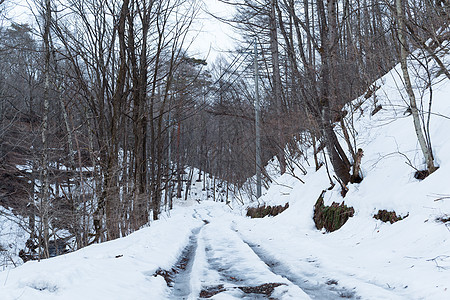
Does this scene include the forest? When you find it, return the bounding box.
[0,0,448,265]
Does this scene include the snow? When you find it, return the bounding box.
[194,215,309,299]
[0,207,28,270]
[0,207,204,299]
[1,43,450,300]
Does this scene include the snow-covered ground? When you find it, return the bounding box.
[0,203,205,300]
[1,48,450,300]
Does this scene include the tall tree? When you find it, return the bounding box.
[39,0,52,259]
[395,0,437,175]
[268,0,287,174]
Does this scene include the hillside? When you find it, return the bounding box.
[233,53,450,299]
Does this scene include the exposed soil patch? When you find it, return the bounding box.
[414,167,439,180]
[199,284,226,298]
[436,214,450,223]
[199,283,285,298]
[314,191,354,232]
[238,283,285,295]
[246,203,289,218]
[326,279,339,285]
[373,210,408,224]
[153,268,174,286]
[350,174,363,184]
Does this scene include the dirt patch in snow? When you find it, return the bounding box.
[199,283,286,298]
[373,210,408,224]
[246,203,289,218]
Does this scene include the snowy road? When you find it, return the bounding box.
[167,207,355,299]
[1,201,448,300]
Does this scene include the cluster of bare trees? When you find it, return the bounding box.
[0,0,215,260]
[0,0,448,262]
[210,0,448,190]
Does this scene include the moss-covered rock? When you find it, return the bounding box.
[373,210,408,223]
[313,190,355,232]
[246,203,289,218]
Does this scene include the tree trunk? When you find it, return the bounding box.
[269,0,286,174]
[396,0,436,174]
[40,0,52,259]
[128,0,151,228]
[317,0,352,185]
[104,0,129,240]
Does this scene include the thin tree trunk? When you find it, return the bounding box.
[396,0,436,174]
[40,0,52,259]
[269,0,286,174]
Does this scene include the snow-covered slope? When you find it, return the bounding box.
[234,53,450,299]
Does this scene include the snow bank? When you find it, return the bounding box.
[0,207,204,300]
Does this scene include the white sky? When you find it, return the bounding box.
[5,0,237,66]
[187,0,237,64]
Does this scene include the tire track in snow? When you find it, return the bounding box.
[197,221,310,299]
[241,237,409,299]
[168,208,214,299]
[169,207,408,299]
[241,239,359,299]
[169,223,205,299]
[170,208,211,297]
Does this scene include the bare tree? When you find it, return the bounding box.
[38,0,52,259]
[395,0,437,175]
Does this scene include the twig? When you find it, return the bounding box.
[273,182,294,189]
[434,197,450,202]
[427,255,450,270]
[333,175,349,193]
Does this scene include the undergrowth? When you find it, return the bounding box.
[246,203,289,218]
[313,190,355,232]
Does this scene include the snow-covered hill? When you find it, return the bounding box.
[1,51,450,299]
[235,51,450,299]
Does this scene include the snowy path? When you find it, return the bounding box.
[167,207,353,299]
[170,225,203,299]
[242,240,356,299]
[168,207,308,299]
[1,201,448,299]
